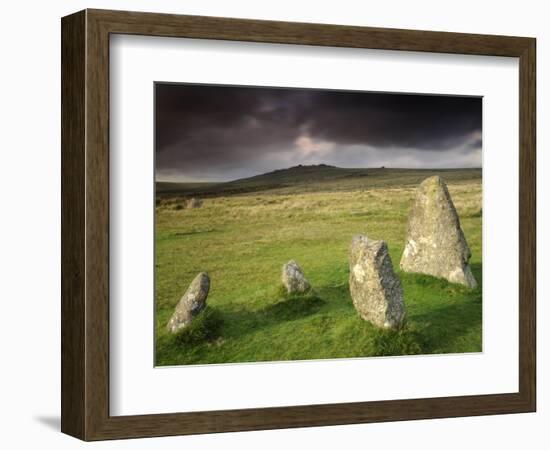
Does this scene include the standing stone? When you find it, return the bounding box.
[282,260,311,294]
[349,236,406,329]
[167,272,210,333]
[400,176,477,288]
[187,197,203,208]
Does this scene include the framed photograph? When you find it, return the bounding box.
[61,9,536,441]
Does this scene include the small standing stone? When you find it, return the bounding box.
[187,198,203,208]
[400,176,477,288]
[349,235,406,329]
[282,260,311,294]
[167,272,210,333]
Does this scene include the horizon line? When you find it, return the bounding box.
[156,165,482,184]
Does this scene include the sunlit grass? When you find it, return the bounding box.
[155,176,482,366]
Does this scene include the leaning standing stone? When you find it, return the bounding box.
[400,176,477,288]
[167,272,210,333]
[349,236,406,329]
[282,260,311,294]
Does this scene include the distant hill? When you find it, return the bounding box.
[156,164,482,197]
[156,181,219,193]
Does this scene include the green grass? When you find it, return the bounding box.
[155,168,482,366]
[172,307,224,345]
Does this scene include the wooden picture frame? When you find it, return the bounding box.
[61,9,536,441]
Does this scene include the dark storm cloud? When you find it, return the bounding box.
[155,83,481,181]
[306,92,481,150]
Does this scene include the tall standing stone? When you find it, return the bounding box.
[282,260,311,294]
[167,272,210,333]
[400,176,477,288]
[349,236,406,329]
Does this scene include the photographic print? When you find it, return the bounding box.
[154,83,482,367]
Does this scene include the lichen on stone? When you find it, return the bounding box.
[167,272,210,333]
[400,176,477,288]
[349,235,406,330]
[281,260,311,294]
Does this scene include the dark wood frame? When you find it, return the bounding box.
[61,8,536,441]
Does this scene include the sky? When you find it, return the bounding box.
[155,83,482,182]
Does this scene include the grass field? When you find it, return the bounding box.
[155,167,482,366]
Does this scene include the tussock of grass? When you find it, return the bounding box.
[173,307,223,345]
[370,324,428,356]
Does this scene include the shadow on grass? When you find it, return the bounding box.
[173,306,224,345]
[261,293,325,321]
[405,265,483,354]
[470,262,482,295]
[221,289,326,336]
[315,283,353,310]
[400,262,482,302]
[410,302,482,353]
